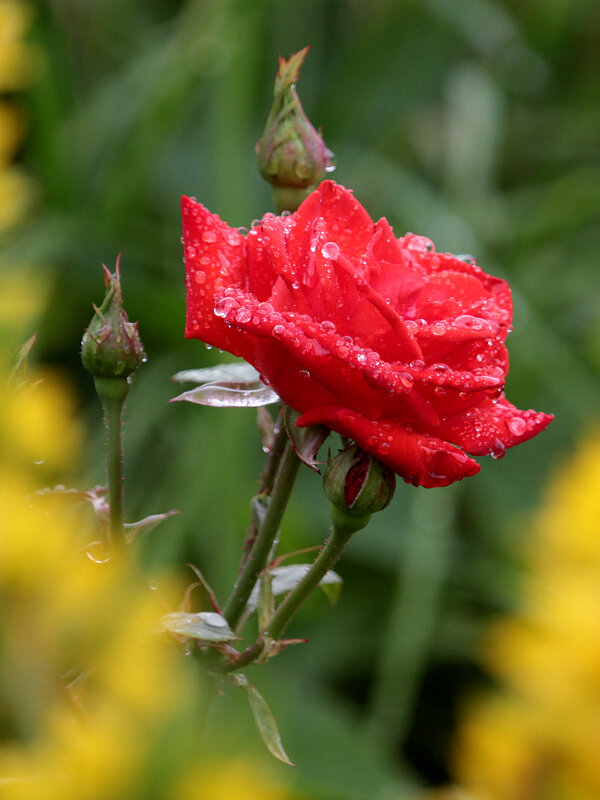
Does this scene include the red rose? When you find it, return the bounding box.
[182,181,552,488]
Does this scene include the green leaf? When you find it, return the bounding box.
[170,383,279,408]
[246,565,342,612]
[170,362,279,407]
[230,675,294,766]
[319,579,342,607]
[171,362,261,385]
[9,333,37,386]
[160,612,235,642]
[124,509,179,543]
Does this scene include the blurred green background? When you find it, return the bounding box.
[2,0,599,796]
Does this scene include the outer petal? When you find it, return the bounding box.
[287,180,375,269]
[438,396,554,457]
[297,405,480,488]
[182,196,255,361]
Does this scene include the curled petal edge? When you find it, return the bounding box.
[296,405,480,489]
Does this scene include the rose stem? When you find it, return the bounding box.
[216,513,363,673]
[239,406,288,566]
[94,376,129,548]
[222,438,301,631]
[265,514,362,641]
[260,406,288,495]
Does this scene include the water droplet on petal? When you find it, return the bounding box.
[507,417,527,437]
[202,231,217,243]
[490,439,506,459]
[194,271,206,285]
[321,241,340,260]
[397,372,414,390]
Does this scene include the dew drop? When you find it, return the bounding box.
[507,417,527,437]
[431,321,448,336]
[397,372,414,391]
[490,439,506,459]
[202,230,217,243]
[86,542,111,564]
[234,308,252,324]
[321,241,340,260]
[194,271,206,285]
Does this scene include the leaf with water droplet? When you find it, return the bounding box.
[172,362,261,384]
[171,362,280,407]
[160,611,235,642]
[170,383,279,408]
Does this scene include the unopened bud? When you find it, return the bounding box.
[81,257,145,380]
[256,47,334,209]
[323,445,396,520]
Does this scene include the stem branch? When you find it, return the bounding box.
[266,519,355,642]
[222,439,300,630]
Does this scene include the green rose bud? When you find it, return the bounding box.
[81,258,145,380]
[256,47,335,212]
[323,444,396,522]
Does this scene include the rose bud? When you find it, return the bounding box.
[256,47,334,212]
[81,258,145,381]
[324,445,396,528]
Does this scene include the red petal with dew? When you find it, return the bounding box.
[438,396,554,457]
[182,196,255,361]
[297,405,480,488]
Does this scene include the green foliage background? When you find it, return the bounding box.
[3,0,599,796]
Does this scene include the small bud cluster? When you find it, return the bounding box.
[81,258,145,380]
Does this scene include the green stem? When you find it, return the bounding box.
[222,439,301,631]
[265,514,359,643]
[94,377,130,548]
[259,406,288,496]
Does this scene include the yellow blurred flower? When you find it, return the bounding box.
[0,166,34,229]
[447,429,600,800]
[0,0,38,233]
[0,0,37,91]
[170,758,290,800]
[0,360,292,799]
[0,368,81,490]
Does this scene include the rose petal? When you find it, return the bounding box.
[438,396,554,457]
[287,181,375,268]
[182,196,255,361]
[296,405,480,488]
